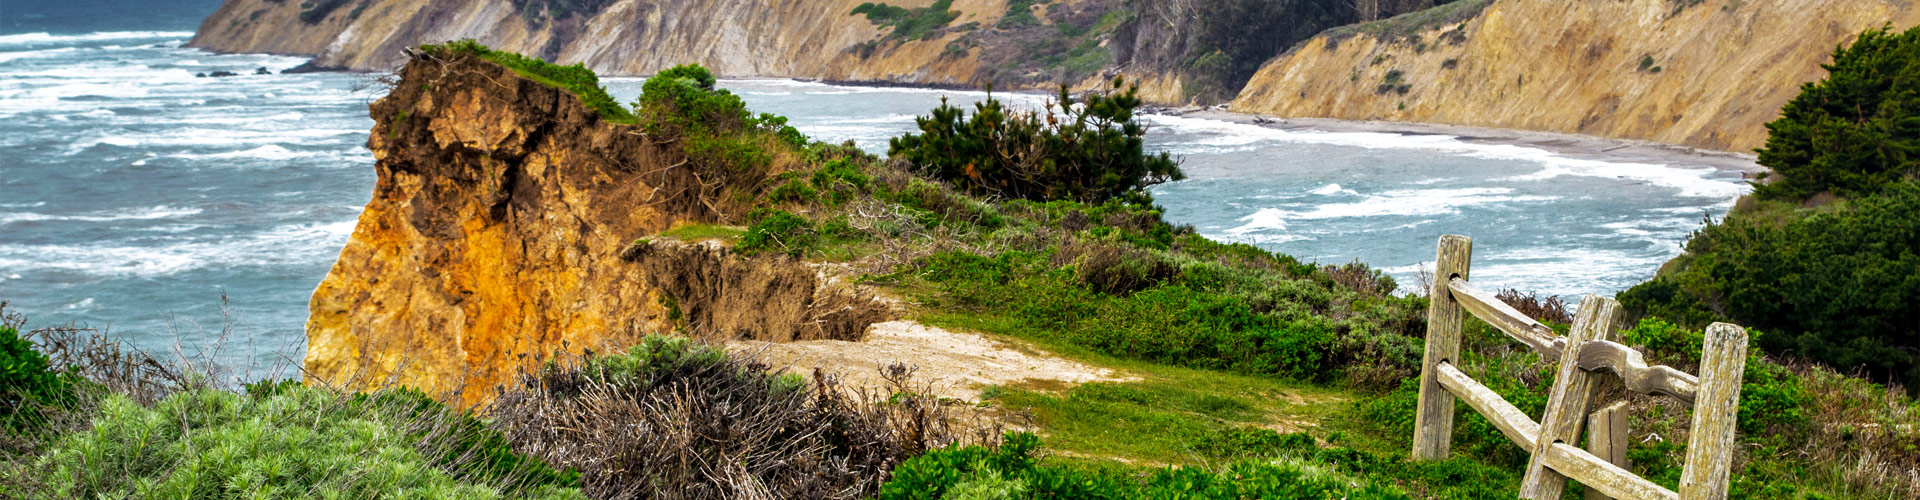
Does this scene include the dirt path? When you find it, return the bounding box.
[730,320,1137,401]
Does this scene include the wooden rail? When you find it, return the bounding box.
[1410,235,1748,500]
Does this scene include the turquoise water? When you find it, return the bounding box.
[0,32,1747,369]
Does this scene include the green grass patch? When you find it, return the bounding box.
[658,224,747,244]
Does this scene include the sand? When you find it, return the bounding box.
[1176,110,1770,179]
[730,320,1137,402]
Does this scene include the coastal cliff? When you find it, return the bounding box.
[307,49,891,406]
[1232,0,1920,152]
[190,0,1423,104]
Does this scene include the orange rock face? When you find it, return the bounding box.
[307,53,890,406]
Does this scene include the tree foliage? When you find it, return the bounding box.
[1754,25,1920,201]
[1622,183,1920,387]
[888,78,1184,203]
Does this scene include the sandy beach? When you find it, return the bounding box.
[1170,110,1769,179]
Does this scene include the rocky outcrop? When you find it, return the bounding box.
[306,51,891,406]
[1232,0,1920,153]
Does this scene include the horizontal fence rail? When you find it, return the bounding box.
[1411,235,1748,500]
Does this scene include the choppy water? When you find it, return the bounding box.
[0,32,1748,368]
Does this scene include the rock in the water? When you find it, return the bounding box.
[254,67,271,75]
[206,70,239,77]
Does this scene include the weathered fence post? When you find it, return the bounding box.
[1680,323,1748,500]
[1585,400,1631,500]
[1521,296,1624,499]
[1413,235,1471,460]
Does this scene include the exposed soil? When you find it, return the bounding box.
[731,320,1138,402]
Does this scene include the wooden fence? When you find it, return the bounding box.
[1412,235,1748,500]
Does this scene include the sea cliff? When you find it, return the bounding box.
[307,50,891,405]
[1232,0,1920,152]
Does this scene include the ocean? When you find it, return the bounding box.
[0,26,1748,369]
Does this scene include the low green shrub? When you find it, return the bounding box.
[851,0,959,41]
[0,318,73,431]
[15,384,580,499]
[421,40,634,123]
[739,209,818,257]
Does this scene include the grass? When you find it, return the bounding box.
[658,224,747,244]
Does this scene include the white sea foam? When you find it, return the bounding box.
[0,47,79,63]
[1143,114,1749,199]
[0,205,203,225]
[0,31,196,46]
[1309,183,1358,196]
[0,219,358,278]
[1226,208,1289,234]
[176,145,319,161]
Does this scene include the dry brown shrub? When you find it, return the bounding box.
[1320,260,1396,296]
[487,339,994,500]
[1494,288,1572,325]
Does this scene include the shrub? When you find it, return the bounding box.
[1754,25,1920,201]
[888,78,1184,203]
[1620,182,1920,387]
[739,209,818,257]
[851,0,958,41]
[297,0,351,24]
[0,312,72,431]
[490,336,981,499]
[15,384,581,499]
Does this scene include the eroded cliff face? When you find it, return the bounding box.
[308,52,891,406]
[1232,0,1920,153]
[193,0,997,86]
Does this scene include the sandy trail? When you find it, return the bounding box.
[730,320,1136,401]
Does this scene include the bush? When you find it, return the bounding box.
[15,384,581,499]
[888,78,1184,203]
[490,336,980,499]
[0,314,72,431]
[1620,182,1920,387]
[739,209,818,257]
[851,0,958,41]
[1754,25,1920,201]
[297,0,351,24]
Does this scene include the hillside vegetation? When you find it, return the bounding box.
[5,40,1919,499]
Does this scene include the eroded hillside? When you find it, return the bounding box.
[190,0,1429,103]
[1232,0,1920,152]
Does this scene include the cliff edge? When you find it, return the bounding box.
[307,48,892,405]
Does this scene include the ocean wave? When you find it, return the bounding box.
[0,46,79,63]
[0,205,203,225]
[0,219,357,278]
[0,31,196,47]
[1142,114,1748,199]
[1226,187,1558,235]
[174,145,320,161]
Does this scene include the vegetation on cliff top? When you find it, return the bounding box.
[1625,24,1920,391]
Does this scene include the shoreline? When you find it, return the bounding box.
[1169,110,1769,179]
